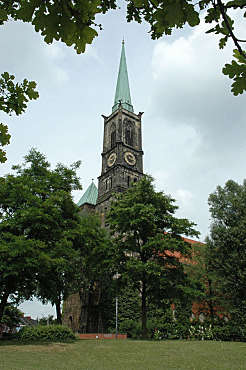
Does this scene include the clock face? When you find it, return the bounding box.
[124,152,136,166]
[107,152,117,167]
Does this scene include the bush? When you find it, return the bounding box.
[1,332,17,341]
[118,319,142,338]
[212,320,246,342]
[16,325,75,340]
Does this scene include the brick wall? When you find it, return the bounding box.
[79,333,127,340]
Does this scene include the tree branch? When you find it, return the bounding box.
[216,0,246,59]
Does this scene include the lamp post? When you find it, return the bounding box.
[116,271,118,339]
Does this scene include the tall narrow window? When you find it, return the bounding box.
[111,123,116,148]
[105,177,112,191]
[125,122,133,147]
[127,176,131,187]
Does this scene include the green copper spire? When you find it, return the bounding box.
[77,181,98,207]
[112,41,134,113]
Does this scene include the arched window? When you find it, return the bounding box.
[111,123,116,148]
[125,121,133,147]
[190,312,195,320]
[105,177,112,191]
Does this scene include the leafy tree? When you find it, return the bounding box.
[206,179,246,325]
[107,175,200,337]
[70,212,112,293]
[0,72,38,162]
[0,1,245,95]
[0,233,48,323]
[0,0,106,54]
[0,148,82,323]
[37,315,57,326]
[66,212,115,331]
[2,303,22,328]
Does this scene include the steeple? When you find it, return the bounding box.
[77,181,98,207]
[112,40,134,113]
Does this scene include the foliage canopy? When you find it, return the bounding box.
[0,148,82,323]
[0,72,38,162]
[107,175,201,337]
[206,179,246,325]
[0,0,245,95]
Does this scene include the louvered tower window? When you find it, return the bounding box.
[125,122,133,147]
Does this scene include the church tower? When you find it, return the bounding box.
[63,42,144,333]
[97,41,144,214]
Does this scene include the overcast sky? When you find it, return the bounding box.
[0,2,245,318]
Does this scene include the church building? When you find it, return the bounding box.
[63,42,227,333]
[63,41,145,333]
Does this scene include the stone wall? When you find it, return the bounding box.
[63,286,103,333]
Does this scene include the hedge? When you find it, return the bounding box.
[15,325,75,340]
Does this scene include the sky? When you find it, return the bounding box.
[0,3,245,319]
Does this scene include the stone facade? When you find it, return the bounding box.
[62,286,102,333]
[97,103,143,215]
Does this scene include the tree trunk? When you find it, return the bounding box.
[56,296,62,325]
[0,290,10,323]
[208,278,214,320]
[141,279,147,338]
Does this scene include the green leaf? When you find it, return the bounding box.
[219,36,228,49]
[165,4,183,26]
[132,0,145,8]
[222,60,241,78]
[0,123,11,146]
[227,0,245,6]
[28,90,39,100]
[231,76,246,96]
[1,72,10,81]
[186,9,200,27]
[17,0,40,22]
[0,8,8,23]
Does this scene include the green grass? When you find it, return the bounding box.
[1,339,246,369]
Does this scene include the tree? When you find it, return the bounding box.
[2,303,23,328]
[0,72,38,162]
[0,233,48,323]
[37,315,57,326]
[0,148,82,323]
[206,179,246,325]
[70,212,113,294]
[0,1,245,95]
[66,211,115,331]
[107,175,200,337]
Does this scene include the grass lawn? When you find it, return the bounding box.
[1,339,246,369]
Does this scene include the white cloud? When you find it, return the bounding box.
[19,298,56,320]
[175,189,193,209]
[146,11,246,241]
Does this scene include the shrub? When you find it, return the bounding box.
[16,325,75,340]
[212,320,246,342]
[118,319,141,338]
[1,332,17,341]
